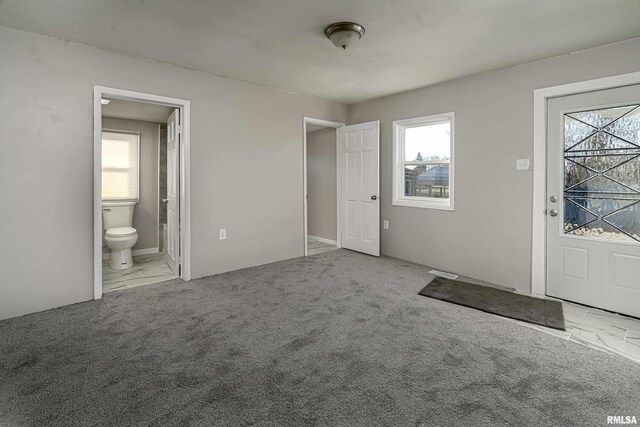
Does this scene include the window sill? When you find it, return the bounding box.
[392,198,454,211]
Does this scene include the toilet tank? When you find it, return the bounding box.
[102,203,135,230]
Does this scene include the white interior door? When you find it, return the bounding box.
[546,85,640,317]
[338,121,380,256]
[166,108,180,276]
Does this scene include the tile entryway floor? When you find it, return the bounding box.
[103,253,176,292]
[502,300,640,363]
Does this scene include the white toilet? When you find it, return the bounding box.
[103,203,138,270]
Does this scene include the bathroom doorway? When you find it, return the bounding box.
[93,87,191,299]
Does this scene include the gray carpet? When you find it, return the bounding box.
[1,250,639,426]
[419,277,566,331]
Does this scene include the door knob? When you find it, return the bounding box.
[371,195,378,200]
[549,209,558,217]
[549,196,558,203]
[162,199,169,203]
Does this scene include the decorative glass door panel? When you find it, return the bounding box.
[563,104,640,242]
[547,85,640,318]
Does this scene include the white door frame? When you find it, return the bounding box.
[93,86,191,300]
[531,71,640,297]
[303,117,345,256]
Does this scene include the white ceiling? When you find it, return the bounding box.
[102,99,174,123]
[2,0,640,104]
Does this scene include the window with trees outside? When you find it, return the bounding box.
[392,113,454,210]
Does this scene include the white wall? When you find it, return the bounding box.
[2,24,640,319]
[102,117,160,252]
[0,26,347,320]
[307,128,337,241]
[348,37,640,293]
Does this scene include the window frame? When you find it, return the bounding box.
[392,112,455,210]
[101,129,141,204]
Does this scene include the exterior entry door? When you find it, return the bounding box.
[338,121,380,256]
[546,85,640,317]
[166,108,180,276]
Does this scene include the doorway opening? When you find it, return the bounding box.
[531,72,640,297]
[545,85,640,318]
[303,117,344,256]
[93,86,191,299]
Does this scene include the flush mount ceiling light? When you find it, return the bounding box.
[324,22,365,50]
[101,98,111,105]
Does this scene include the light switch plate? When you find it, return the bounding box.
[516,159,530,171]
[219,228,227,240]
[383,220,389,230]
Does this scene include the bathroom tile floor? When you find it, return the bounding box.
[308,238,338,256]
[103,253,176,292]
[499,300,640,363]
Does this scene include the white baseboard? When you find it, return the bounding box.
[102,247,159,261]
[308,235,337,245]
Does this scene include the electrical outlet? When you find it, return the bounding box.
[219,228,227,240]
[383,220,389,230]
[516,159,530,171]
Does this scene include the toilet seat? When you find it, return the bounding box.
[106,227,137,238]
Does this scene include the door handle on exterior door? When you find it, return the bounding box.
[549,209,558,217]
[371,195,378,200]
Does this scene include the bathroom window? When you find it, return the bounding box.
[392,113,454,210]
[102,130,140,202]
